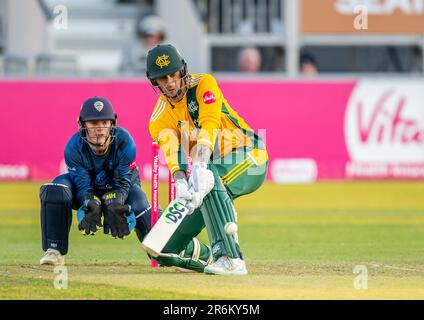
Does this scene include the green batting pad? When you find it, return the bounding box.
[200,188,240,260]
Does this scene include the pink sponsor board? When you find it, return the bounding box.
[1,79,422,182]
[344,80,424,179]
[220,80,355,180]
[0,80,144,180]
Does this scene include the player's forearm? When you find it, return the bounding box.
[157,129,181,175]
[197,124,218,152]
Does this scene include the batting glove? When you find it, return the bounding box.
[188,162,215,209]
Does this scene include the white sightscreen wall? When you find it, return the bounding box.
[6,0,48,58]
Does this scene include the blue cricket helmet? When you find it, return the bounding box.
[78,96,117,147]
[78,96,117,125]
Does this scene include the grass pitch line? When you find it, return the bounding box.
[369,263,424,273]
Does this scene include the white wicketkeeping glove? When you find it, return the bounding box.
[188,162,215,210]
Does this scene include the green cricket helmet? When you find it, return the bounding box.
[146,44,187,85]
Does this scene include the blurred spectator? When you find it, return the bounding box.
[237,47,261,73]
[262,47,285,72]
[138,15,166,49]
[300,53,318,75]
[121,15,166,74]
[409,46,423,73]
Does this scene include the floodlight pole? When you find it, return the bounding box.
[285,0,300,77]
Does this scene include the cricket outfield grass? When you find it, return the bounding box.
[1,181,424,299]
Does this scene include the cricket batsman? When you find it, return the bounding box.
[146,44,269,275]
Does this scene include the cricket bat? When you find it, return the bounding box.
[141,199,190,257]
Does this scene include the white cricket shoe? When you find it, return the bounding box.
[204,256,248,275]
[40,249,65,266]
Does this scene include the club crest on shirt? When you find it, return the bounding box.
[188,100,199,113]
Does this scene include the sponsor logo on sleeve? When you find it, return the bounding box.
[203,91,216,104]
[129,160,137,170]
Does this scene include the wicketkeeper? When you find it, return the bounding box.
[146,44,269,275]
[39,96,205,269]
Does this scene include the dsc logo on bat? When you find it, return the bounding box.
[164,201,187,224]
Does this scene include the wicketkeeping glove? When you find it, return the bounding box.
[77,195,103,236]
[102,191,135,239]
